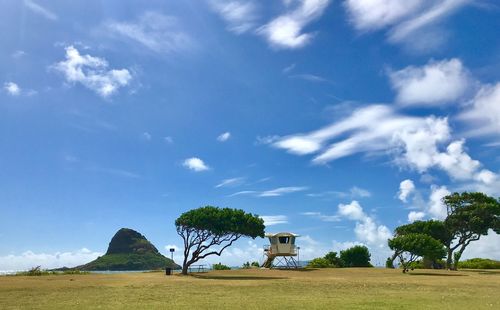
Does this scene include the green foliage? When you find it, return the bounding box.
[389,233,446,273]
[340,246,372,267]
[212,263,231,270]
[385,257,394,269]
[395,220,451,245]
[242,261,261,268]
[79,253,178,271]
[175,206,265,238]
[443,192,500,269]
[307,257,333,268]
[176,206,265,275]
[324,251,344,267]
[457,258,500,269]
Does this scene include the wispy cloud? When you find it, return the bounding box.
[258,0,331,49]
[344,0,471,51]
[217,131,231,142]
[24,0,57,21]
[261,215,288,226]
[209,0,260,34]
[215,177,245,188]
[52,46,132,98]
[289,73,332,83]
[229,186,308,197]
[307,186,371,199]
[104,12,194,54]
[88,166,142,179]
[301,211,341,222]
[459,82,500,138]
[183,157,210,172]
[270,104,498,185]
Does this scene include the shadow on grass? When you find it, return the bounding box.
[191,274,287,281]
[408,272,467,277]
[461,270,500,275]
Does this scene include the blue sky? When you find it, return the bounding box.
[1,0,499,270]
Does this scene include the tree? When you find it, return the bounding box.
[340,245,372,267]
[388,220,451,268]
[443,192,500,270]
[324,251,344,267]
[175,206,265,275]
[388,233,446,273]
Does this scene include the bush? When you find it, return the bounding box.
[324,251,343,267]
[251,261,260,267]
[340,246,372,267]
[212,263,231,270]
[458,258,500,269]
[307,257,333,268]
[385,257,394,269]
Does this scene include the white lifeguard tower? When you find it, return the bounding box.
[262,232,300,269]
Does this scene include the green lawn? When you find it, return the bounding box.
[0,268,499,309]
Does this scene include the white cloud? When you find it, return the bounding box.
[229,186,307,197]
[182,157,210,172]
[258,0,331,49]
[105,12,194,54]
[344,0,470,50]
[164,136,174,144]
[427,185,450,220]
[3,82,21,96]
[460,82,500,137]
[215,177,245,188]
[259,186,308,197]
[388,0,470,43]
[307,186,371,199]
[0,248,102,271]
[408,211,425,222]
[398,179,415,202]
[344,0,423,31]
[389,58,471,106]
[53,46,132,98]
[217,131,231,142]
[142,132,152,141]
[337,201,391,250]
[24,0,57,21]
[338,201,366,221]
[12,50,27,59]
[301,211,341,222]
[271,104,498,185]
[261,215,288,226]
[209,0,259,34]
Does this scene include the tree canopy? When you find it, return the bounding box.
[388,192,500,270]
[443,192,500,269]
[388,233,446,273]
[175,206,265,275]
[340,245,372,267]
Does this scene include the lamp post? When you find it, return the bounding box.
[297,246,301,267]
[169,248,175,261]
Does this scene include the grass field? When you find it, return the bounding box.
[0,268,499,309]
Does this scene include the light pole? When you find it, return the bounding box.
[297,246,301,267]
[169,248,175,261]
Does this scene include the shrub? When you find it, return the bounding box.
[307,257,333,268]
[458,258,500,269]
[212,263,231,270]
[385,257,394,269]
[324,251,343,267]
[251,261,260,267]
[340,246,372,267]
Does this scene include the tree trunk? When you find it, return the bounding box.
[453,246,467,271]
[446,248,454,270]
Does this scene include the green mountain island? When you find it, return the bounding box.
[75,228,179,271]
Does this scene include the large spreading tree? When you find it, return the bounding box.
[175,206,265,275]
[388,233,446,273]
[443,192,500,270]
[388,192,500,270]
